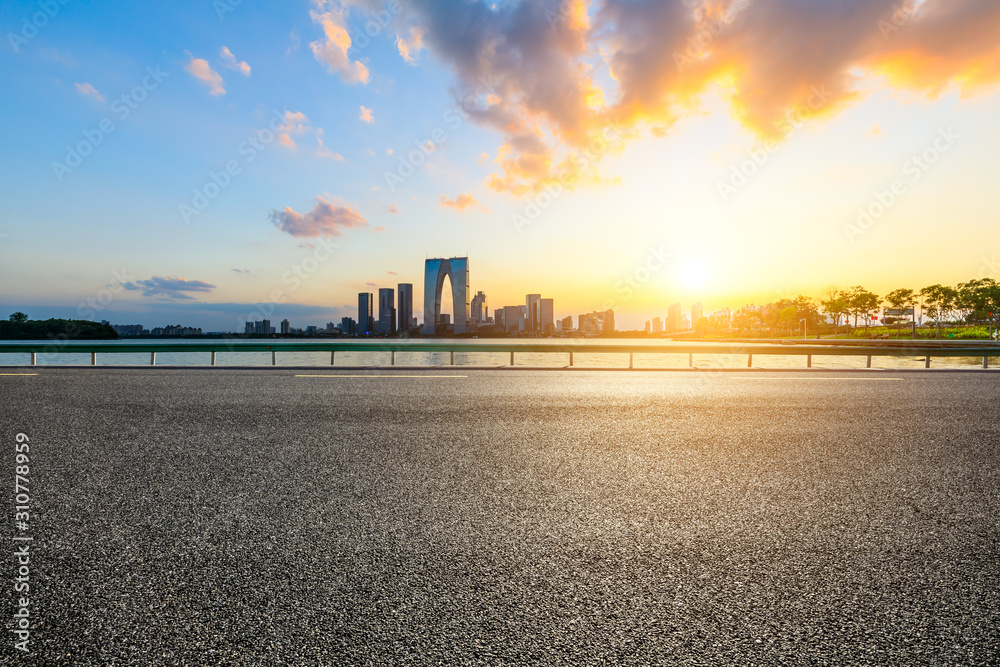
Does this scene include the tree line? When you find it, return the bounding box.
[699,278,1000,338]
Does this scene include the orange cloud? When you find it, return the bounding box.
[401,0,1000,194]
[185,55,225,95]
[440,193,487,212]
[310,0,369,84]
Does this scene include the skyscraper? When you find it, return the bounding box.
[692,302,703,327]
[540,298,554,334]
[378,288,396,335]
[525,294,541,332]
[471,291,488,324]
[667,303,681,332]
[280,319,290,335]
[652,317,663,333]
[358,292,373,335]
[397,283,413,332]
[503,305,521,333]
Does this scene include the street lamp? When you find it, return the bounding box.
[800,318,807,340]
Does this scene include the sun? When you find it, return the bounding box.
[677,257,710,290]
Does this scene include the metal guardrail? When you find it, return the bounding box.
[1,341,999,369]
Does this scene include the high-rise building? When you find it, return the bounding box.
[560,315,573,331]
[397,283,413,332]
[245,322,254,335]
[652,317,663,333]
[340,316,357,335]
[494,308,505,329]
[681,314,691,330]
[378,288,396,335]
[471,291,488,324]
[503,305,521,333]
[540,298,554,334]
[280,319,290,335]
[667,303,681,332]
[423,257,470,335]
[525,294,541,332]
[358,293,374,335]
[692,302,703,327]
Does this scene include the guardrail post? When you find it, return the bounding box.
[629,352,633,369]
[391,351,395,366]
[866,355,872,369]
[569,351,573,367]
[271,351,276,366]
[150,352,155,366]
[450,351,454,366]
[807,354,812,368]
[510,351,514,366]
[331,351,335,366]
[747,353,752,368]
[211,351,216,366]
[91,352,97,366]
[984,356,989,369]
[30,352,36,366]
[925,356,931,369]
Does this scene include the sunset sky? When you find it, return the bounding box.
[1,0,999,330]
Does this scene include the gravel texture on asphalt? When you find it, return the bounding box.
[1,369,998,665]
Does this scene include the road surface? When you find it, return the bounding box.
[1,368,998,664]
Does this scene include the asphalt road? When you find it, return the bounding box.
[2,369,998,665]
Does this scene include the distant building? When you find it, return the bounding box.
[471,291,488,324]
[540,298,554,334]
[560,315,572,331]
[340,317,357,335]
[503,305,521,333]
[111,324,145,336]
[280,319,290,335]
[358,293,374,335]
[681,314,691,330]
[652,317,663,333]
[494,308,505,329]
[245,322,254,335]
[378,288,396,335]
[667,303,681,332]
[526,294,541,332]
[306,325,317,334]
[692,302,703,326]
[397,283,413,332]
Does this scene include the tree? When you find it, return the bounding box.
[820,289,849,336]
[958,278,1000,337]
[845,286,880,330]
[8,312,27,323]
[919,284,957,339]
[884,288,915,310]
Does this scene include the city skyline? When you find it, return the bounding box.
[2,1,999,331]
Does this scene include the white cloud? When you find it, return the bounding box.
[359,105,374,123]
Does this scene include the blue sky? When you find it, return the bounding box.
[2,0,999,331]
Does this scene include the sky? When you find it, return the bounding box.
[1,0,999,331]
